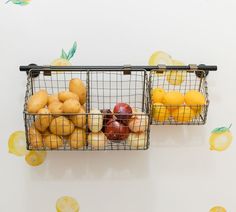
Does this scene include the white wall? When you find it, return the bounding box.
[0,0,236,211]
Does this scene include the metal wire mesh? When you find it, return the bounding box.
[150,70,209,125]
[24,69,150,151]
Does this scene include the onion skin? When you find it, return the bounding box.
[113,103,132,124]
[105,119,130,141]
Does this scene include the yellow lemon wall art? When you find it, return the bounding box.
[8,131,28,156]
[209,124,233,151]
[56,196,80,212]
[209,206,227,212]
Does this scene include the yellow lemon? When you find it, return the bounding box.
[166,60,186,86]
[25,151,47,167]
[8,131,28,156]
[152,103,171,122]
[51,58,71,66]
[172,106,196,123]
[163,91,184,111]
[149,51,173,76]
[151,87,166,103]
[56,196,80,212]
[209,125,233,151]
[209,206,227,212]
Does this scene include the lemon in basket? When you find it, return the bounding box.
[209,206,227,212]
[25,151,47,167]
[51,42,77,66]
[56,196,80,212]
[8,131,28,156]
[152,103,171,122]
[166,60,186,86]
[163,91,184,110]
[149,51,173,76]
[185,90,206,115]
[151,87,166,103]
[172,106,196,123]
[209,125,233,151]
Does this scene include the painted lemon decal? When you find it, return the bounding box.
[166,60,186,86]
[209,206,227,212]
[8,131,28,156]
[6,0,30,5]
[209,124,233,151]
[25,151,47,167]
[51,41,77,66]
[56,196,80,212]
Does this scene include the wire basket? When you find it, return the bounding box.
[149,65,211,125]
[23,66,150,151]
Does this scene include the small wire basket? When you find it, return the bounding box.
[149,64,213,125]
[22,66,150,151]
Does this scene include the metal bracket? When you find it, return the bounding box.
[123,64,132,75]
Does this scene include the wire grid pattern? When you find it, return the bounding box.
[24,69,150,151]
[150,70,209,125]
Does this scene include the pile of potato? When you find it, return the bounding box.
[27,78,87,149]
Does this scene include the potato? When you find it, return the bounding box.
[68,128,86,149]
[88,109,103,133]
[127,132,147,149]
[44,134,63,149]
[88,131,107,149]
[50,116,75,136]
[34,108,52,132]
[69,78,86,105]
[58,91,79,102]
[28,126,44,148]
[47,93,59,105]
[128,111,148,133]
[69,107,86,128]
[27,90,48,113]
[63,99,81,113]
[41,129,51,138]
[48,101,63,114]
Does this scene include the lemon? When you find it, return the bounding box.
[172,106,196,123]
[25,151,47,167]
[163,91,184,109]
[209,125,233,151]
[51,58,71,66]
[152,103,171,122]
[209,206,227,212]
[149,51,173,76]
[8,131,28,156]
[166,60,186,86]
[151,87,166,103]
[56,196,80,212]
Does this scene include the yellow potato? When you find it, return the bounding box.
[27,90,48,113]
[48,101,63,114]
[28,126,44,148]
[44,134,63,149]
[69,78,86,105]
[50,116,75,136]
[34,108,52,132]
[47,93,59,105]
[69,107,86,128]
[127,132,147,149]
[88,109,103,133]
[58,91,80,102]
[88,131,107,150]
[68,128,86,149]
[63,99,81,113]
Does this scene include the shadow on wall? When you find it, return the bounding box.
[27,151,150,182]
[150,125,207,147]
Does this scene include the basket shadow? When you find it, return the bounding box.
[28,151,150,181]
[150,125,207,147]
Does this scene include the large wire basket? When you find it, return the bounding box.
[22,66,150,151]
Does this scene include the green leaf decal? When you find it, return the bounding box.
[211,124,232,134]
[66,41,77,60]
[61,49,68,59]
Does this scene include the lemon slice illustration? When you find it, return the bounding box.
[6,0,31,6]
[51,41,77,66]
[166,59,186,85]
[209,124,233,151]
[56,196,80,212]
[25,151,47,167]
[209,206,227,212]
[149,51,173,76]
[8,131,28,156]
